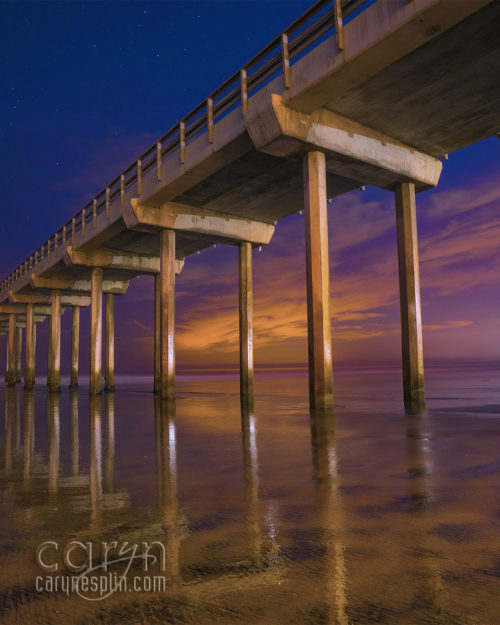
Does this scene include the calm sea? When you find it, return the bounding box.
[0,363,499,624]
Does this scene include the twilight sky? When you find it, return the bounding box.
[1,1,499,374]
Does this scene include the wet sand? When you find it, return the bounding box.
[0,364,499,624]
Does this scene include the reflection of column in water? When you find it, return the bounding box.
[310,412,349,625]
[14,388,21,449]
[241,408,262,560]
[105,393,115,492]
[154,398,179,579]
[5,388,15,473]
[406,413,447,616]
[47,392,60,494]
[23,391,35,481]
[70,389,79,476]
[89,395,103,525]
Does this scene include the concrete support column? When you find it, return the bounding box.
[47,314,52,387]
[239,241,254,413]
[90,268,103,395]
[395,182,425,410]
[104,294,115,391]
[154,274,161,394]
[48,290,61,392]
[25,304,36,390]
[6,314,16,386]
[70,306,80,388]
[160,229,176,403]
[303,151,333,412]
[15,327,22,382]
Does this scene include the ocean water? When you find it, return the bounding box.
[0,364,499,625]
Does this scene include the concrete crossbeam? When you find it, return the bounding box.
[245,94,442,191]
[124,199,275,245]
[65,246,184,275]
[0,303,52,316]
[9,290,90,307]
[31,275,129,294]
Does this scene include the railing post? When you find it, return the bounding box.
[137,159,142,195]
[333,0,344,52]
[207,98,214,144]
[81,208,86,237]
[179,122,186,164]
[105,187,110,219]
[120,174,125,206]
[240,68,248,115]
[93,199,97,228]
[281,33,291,89]
[156,142,162,181]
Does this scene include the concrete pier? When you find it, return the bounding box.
[0,0,497,409]
[303,151,333,412]
[15,327,22,382]
[239,242,254,413]
[104,293,114,391]
[395,182,425,410]
[6,314,16,386]
[24,303,35,390]
[90,268,103,395]
[159,229,176,403]
[70,306,80,388]
[48,290,61,392]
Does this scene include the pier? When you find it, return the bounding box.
[1,0,499,411]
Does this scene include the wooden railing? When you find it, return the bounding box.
[0,0,371,295]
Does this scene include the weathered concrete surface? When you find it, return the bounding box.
[65,247,184,275]
[245,94,442,191]
[48,290,61,393]
[239,242,254,413]
[10,290,90,308]
[15,326,22,382]
[304,151,333,412]
[31,275,129,294]
[124,199,275,245]
[6,314,16,386]
[395,183,425,411]
[24,303,35,390]
[104,293,115,392]
[286,0,499,156]
[90,268,103,395]
[160,230,176,403]
[70,306,80,388]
